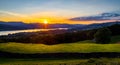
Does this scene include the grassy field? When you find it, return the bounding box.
[0,35,120,65]
[0,58,120,65]
[0,36,120,54]
[111,35,120,43]
[0,42,120,53]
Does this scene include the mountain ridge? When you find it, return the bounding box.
[0,21,120,31]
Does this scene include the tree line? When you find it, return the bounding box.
[0,24,120,45]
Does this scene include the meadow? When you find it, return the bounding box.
[0,35,120,65]
[0,36,120,54]
[0,58,120,65]
[0,42,120,54]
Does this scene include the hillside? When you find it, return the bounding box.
[0,35,119,54]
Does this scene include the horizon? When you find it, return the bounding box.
[0,0,120,24]
[0,20,119,25]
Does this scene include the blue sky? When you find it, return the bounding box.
[0,0,120,23]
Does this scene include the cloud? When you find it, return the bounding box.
[0,10,29,18]
[0,10,42,22]
[69,12,120,21]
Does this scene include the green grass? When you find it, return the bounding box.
[0,58,87,65]
[0,35,120,54]
[0,58,120,65]
[0,36,120,64]
[111,35,120,43]
[0,42,120,54]
[0,42,120,53]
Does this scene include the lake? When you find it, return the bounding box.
[0,28,68,36]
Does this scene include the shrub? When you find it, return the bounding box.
[94,28,111,44]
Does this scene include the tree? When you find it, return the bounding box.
[94,28,111,44]
[108,24,120,36]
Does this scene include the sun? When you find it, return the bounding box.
[43,19,48,24]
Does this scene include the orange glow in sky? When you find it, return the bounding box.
[0,10,93,24]
[0,0,119,24]
[0,11,112,24]
[43,19,48,24]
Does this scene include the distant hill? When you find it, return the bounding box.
[72,21,120,30]
[0,21,85,31]
[0,21,120,31]
[0,24,22,31]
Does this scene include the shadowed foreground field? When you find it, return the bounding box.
[0,36,120,65]
[0,58,120,65]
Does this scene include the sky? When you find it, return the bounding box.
[0,0,120,24]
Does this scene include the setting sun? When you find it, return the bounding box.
[43,19,48,24]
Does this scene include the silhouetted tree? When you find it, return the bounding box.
[86,29,97,39]
[94,28,111,44]
[108,24,120,36]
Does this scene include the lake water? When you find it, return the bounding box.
[0,28,68,36]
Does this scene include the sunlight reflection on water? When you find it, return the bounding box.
[0,28,68,36]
